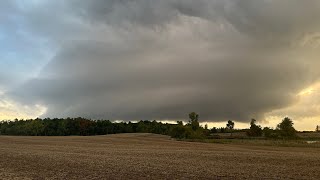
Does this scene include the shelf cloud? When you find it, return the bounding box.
[2,0,320,125]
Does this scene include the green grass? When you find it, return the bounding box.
[183,138,320,148]
[179,132,320,148]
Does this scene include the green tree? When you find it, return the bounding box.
[263,127,278,138]
[31,119,44,136]
[170,125,187,139]
[247,119,262,137]
[277,117,296,138]
[188,112,200,131]
[226,120,235,136]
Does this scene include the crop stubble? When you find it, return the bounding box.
[0,133,319,179]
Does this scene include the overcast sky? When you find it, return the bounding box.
[1,0,320,130]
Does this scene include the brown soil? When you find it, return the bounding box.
[0,133,319,179]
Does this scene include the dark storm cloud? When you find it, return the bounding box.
[7,0,320,122]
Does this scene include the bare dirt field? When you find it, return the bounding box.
[0,133,320,180]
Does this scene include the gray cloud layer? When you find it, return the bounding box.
[6,0,320,122]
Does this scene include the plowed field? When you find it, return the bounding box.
[1,133,319,179]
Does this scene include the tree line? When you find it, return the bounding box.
[246,117,297,138]
[0,118,173,136]
[0,113,298,139]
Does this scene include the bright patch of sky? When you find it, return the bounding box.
[0,1,53,91]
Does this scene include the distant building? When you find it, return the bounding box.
[316,125,320,132]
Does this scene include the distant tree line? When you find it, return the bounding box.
[0,112,209,139]
[245,117,297,138]
[0,113,298,139]
[0,118,174,136]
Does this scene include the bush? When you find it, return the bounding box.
[263,127,278,138]
[169,125,188,139]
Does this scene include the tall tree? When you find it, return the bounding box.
[277,117,296,138]
[247,119,262,137]
[188,112,200,131]
[226,120,235,136]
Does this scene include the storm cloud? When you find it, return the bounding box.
[3,0,320,122]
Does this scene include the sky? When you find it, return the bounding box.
[1,0,320,130]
